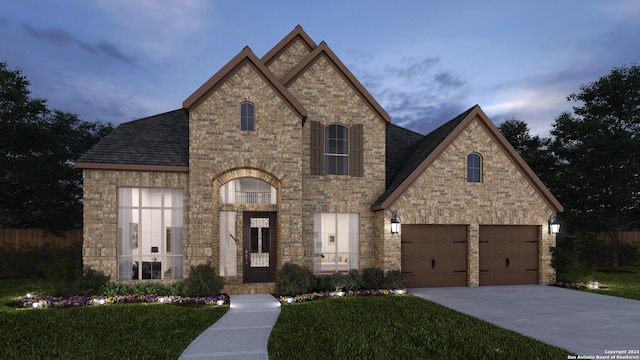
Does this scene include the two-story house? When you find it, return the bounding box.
[75,26,562,294]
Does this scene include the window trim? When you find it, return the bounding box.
[240,102,254,131]
[467,153,482,183]
[324,124,349,175]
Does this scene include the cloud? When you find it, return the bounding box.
[353,56,469,134]
[22,24,136,66]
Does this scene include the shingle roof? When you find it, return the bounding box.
[75,109,189,168]
[373,106,476,208]
[385,123,424,188]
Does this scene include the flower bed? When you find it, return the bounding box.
[14,293,229,309]
[279,288,406,304]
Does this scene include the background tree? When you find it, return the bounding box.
[550,64,640,271]
[0,62,112,230]
[498,118,554,185]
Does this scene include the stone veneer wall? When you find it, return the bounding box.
[266,38,313,80]
[188,61,304,292]
[82,169,189,281]
[288,54,387,271]
[381,117,557,285]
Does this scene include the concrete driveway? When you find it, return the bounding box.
[410,285,640,357]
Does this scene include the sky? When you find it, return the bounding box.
[1,0,639,136]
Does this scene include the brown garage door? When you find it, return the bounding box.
[479,225,538,286]
[401,225,467,287]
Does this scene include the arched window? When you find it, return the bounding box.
[240,102,254,131]
[220,177,276,204]
[467,153,482,183]
[324,124,348,175]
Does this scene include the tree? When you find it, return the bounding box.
[498,118,554,185]
[550,64,640,271]
[0,62,112,230]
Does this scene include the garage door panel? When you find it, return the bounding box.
[401,225,468,288]
[479,225,539,286]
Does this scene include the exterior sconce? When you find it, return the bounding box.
[549,215,560,234]
[390,211,400,234]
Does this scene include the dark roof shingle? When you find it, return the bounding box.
[75,109,189,167]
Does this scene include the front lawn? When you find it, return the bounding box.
[0,279,227,359]
[268,296,571,360]
[586,265,640,300]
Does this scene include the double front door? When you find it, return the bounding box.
[243,212,276,283]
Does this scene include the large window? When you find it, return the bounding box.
[313,213,359,274]
[240,102,254,131]
[324,124,349,175]
[118,188,184,280]
[467,153,482,183]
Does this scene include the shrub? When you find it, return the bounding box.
[551,246,592,282]
[384,270,408,289]
[313,274,334,292]
[181,263,225,297]
[343,269,363,291]
[274,262,314,296]
[52,268,110,297]
[361,267,385,289]
[0,243,82,279]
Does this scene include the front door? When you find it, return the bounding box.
[243,212,276,283]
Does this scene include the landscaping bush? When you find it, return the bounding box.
[343,269,363,291]
[361,267,385,289]
[384,270,408,289]
[274,262,314,296]
[101,281,183,296]
[313,274,334,292]
[45,267,110,297]
[551,246,592,282]
[181,263,225,297]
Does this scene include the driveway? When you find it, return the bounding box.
[410,285,640,357]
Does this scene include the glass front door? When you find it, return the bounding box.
[243,212,276,283]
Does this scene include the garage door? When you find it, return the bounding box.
[479,225,538,286]
[401,225,467,287]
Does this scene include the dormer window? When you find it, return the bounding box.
[467,153,482,183]
[240,102,254,131]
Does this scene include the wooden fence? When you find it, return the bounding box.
[0,229,82,252]
[595,231,640,244]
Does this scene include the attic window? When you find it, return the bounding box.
[240,102,254,131]
[467,153,482,183]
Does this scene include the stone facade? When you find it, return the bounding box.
[78,26,561,293]
[381,117,557,284]
[82,169,188,282]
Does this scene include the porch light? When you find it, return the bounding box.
[549,215,560,234]
[390,211,400,234]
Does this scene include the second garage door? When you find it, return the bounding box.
[479,225,539,286]
[401,225,468,287]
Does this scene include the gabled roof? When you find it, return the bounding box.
[372,105,564,212]
[182,46,308,121]
[261,25,317,66]
[281,41,391,124]
[74,109,189,172]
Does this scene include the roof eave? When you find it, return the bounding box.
[371,105,564,213]
[74,162,189,173]
[182,47,308,121]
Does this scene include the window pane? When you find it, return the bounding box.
[338,157,348,175]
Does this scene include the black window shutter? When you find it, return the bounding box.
[310,121,324,175]
[350,124,363,177]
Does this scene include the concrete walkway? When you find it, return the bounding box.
[179,294,281,360]
[411,285,640,357]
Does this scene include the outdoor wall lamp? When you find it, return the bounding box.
[549,215,560,234]
[390,211,400,234]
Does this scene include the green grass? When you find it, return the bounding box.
[268,296,571,360]
[0,279,227,359]
[585,265,640,300]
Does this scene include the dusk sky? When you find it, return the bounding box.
[1,0,638,136]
